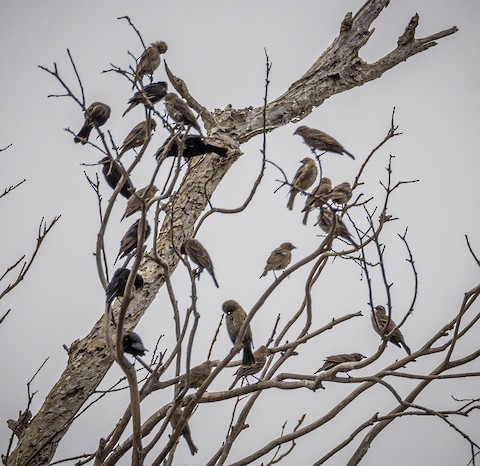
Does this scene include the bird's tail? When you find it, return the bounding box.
[344,150,355,160]
[74,124,93,144]
[287,192,297,210]
[302,209,310,225]
[242,345,256,366]
[204,144,228,157]
[401,341,411,356]
[183,432,198,456]
[209,270,220,288]
[122,104,135,118]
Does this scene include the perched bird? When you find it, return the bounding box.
[123,331,148,357]
[287,158,318,210]
[302,177,332,225]
[317,208,358,247]
[74,102,111,144]
[122,185,158,220]
[330,182,352,205]
[371,305,411,355]
[123,81,168,117]
[180,238,219,288]
[168,405,198,456]
[222,300,255,367]
[314,353,366,374]
[260,242,296,278]
[156,134,227,161]
[99,157,135,199]
[164,93,203,135]
[229,345,268,390]
[294,125,355,159]
[133,41,168,86]
[115,219,151,264]
[177,360,214,392]
[105,268,144,308]
[119,119,157,157]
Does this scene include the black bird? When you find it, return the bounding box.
[105,268,144,308]
[123,331,148,356]
[115,219,151,264]
[99,157,135,199]
[74,102,111,144]
[122,81,168,117]
[155,134,227,161]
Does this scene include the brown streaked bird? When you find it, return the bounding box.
[371,305,411,355]
[177,360,214,392]
[260,242,296,278]
[314,353,366,374]
[330,182,352,205]
[164,93,203,135]
[114,219,151,265]
[302,176,332,225]
[74,102,111,144]
[99,157,135,199]
[121,185,158,220]
[119,119,156,156]
[229,345,268,390]
[317,208,358,247]
[133,41,168,86]
[222,300,255,366]
[294,125,355,159]
[181,238,219,288]
[168,405,198,456]
[287,157,318,210]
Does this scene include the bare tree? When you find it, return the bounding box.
[5,2,479,466]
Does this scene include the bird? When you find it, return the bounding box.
[119,119,157,157]
[156,134,227,161]
[105,268,144,308]
[371,305,411,355]
[229,345,268,390]
[99,157,135,199]
[314,353,366,374]
[177,360,214,392]
[294,125,355,159]
[121,185,158,220]
[114,219,151,265]
[330,182,352,205]
[287,157,318,210]
[74,102,111,144]
[123,81,168,117]
[168,405,198,456]
[180,238,219,288]
[164,93,203,135]
[302,177,332,225]
[133,41,168,87]
[222,300,255,366]
[317,208,358,247]
[260,242,296,278]
[123,331,148,357]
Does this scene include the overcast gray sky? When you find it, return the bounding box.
[1,1,479,465]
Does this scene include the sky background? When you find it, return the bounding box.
[1,1,479,465]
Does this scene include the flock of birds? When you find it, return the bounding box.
[72,40,412,455]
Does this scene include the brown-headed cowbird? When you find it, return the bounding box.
[330,182,352,205]
[314,353,366,373]
[121,185,158,220]
[123,331,148,356]
[294,125,355,159]
[371,305,411,355]
[74,102,111,144]
[115,219,151,264]
[222,300,255,366]
[164,93,203,136]
[287,157,318,210]
[105,268,144,308]
[156,134,227,161]
[317,208,358,247]
[302,177,332,225]
[180,238,219,288]
[177,360,214,392]
[229,345,268,390]
[260,242,296,278]
[99,157,135,199]
[119,119,157,157]
[123,81,168,117]
[168,405,198,456]
[133,41,168,86]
